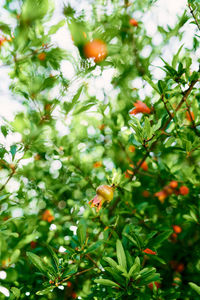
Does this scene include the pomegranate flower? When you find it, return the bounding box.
[88,195,104,212]
[143,248,157,255]
[129,100,151,115]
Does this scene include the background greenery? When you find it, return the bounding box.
[0,0,200,299]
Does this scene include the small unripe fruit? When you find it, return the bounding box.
[96,185,114,202]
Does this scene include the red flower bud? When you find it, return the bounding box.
[143,248,157,255]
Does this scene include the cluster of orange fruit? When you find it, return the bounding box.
[155,181,189,203]
[42,209,54,222]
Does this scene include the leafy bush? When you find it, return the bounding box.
[0,0,200,299]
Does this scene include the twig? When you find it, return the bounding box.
[188,3,200,31]
[161,94,174,119]
[0,153,25,192]
[59,266,95,284]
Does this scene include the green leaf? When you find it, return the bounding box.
[73,103,95,115]
[94,279,120,288]
[143,117,151,139]
[85,241,102,254]
[103,257,118,268]
[62,264,78,277]
[10,249,20,264]
[172,44,184,68]
[1,125,8,137]
[10,145,17,160]
[36,286,55,295]
[104,267,123,283]
[48,19,66,35]
[26,252,48,276]
[143,75,159,93]
[148,230,173,249]
[116,240,127,271]
[0,22,11,35]
[189,282,200,295]
[11,287,20,298]
[77,219,86,246]
[128,257,140,278]
[46,244,59,271]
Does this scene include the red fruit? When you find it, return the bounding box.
[179,185,189,195]
[148,282,160,290]
[171,233,177,242]
[30,241,37,249]
[173,225,182,234]
[129,18,138,27]
[142,190,150,198]
[83,39,107,63]
[170,181,178,188]
[71,292,77,299]
[176,263,184,273]
[129,100,151,115]
[67,281,72,287]
[96,185,114,202]
[143,248,157,255]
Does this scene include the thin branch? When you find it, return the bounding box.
[161,94,174,119]
[175,80,198,112]
[188,3,200,31]
[0,170,15,192]
[59,266,95,285]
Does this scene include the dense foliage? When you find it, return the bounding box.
[0,0,200,299]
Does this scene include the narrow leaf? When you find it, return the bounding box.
[116,240,127,271]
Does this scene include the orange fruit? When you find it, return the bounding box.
[38,52,46,61]
[83,39,107,63]
[129,18,138,27]
[169,181,178,188]
[179,185,189,195]
[173,225,182,234]
[128,145,135,153]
